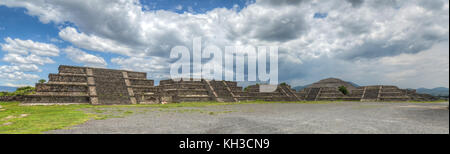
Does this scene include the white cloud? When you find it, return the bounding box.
[64,46,107,68]
[0,64,41,72]
[175,5,182,11]
[111,56,169,79]
[0,66,40,81]
[1,37,59,56]
[59,27,135,56]
[2,83,33,87]
[0,37,60,85]
[2,54,52,66]
[50,38,63,43]
[0,0,448,88]
[2,53,55,65]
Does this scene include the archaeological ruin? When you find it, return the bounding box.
[21,65,438,105]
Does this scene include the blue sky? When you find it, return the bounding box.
[139,0,251,13]
[0,0,448,89]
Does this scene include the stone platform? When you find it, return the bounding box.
[21,66,439,105]
[23,65,153,105]
[295,78,439,101]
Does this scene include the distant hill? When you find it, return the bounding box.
[416,87,449,96]
[293,85,308,91]
[347,81,360,87]
[0,86,18,92]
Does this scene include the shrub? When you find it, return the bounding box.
[338,86,349,95]
[0,92,8,96]
[2,86,35,96]
[38,79,46,83]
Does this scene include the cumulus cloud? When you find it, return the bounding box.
[346,0,364,8]
[0,66,40,81]
[59,27,135,56]
[111,56,169,79]
[2,53,55,65]
[64,46,107,68]
[1,37,59,56]
[0,0,448,88]
[0,64,40,73]
[0,37,61,85]
[1,37,59,66]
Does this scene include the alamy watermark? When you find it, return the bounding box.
[169,37,279,92]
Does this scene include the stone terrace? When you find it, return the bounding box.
[23,65,153,105]
[21,66,439,105]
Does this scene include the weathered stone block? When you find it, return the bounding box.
[49,74,87,82]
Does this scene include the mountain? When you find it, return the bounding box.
[416,87,449,96]
[347,81,360,87]
[293,85,309,91]
[0,86,18,92]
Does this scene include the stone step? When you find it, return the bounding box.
[177,94,210,97]
[33,92,89,96]
[217,97,236,102]
[133,87,159,93]
[131,85,156,88]
[234,92,285,97]
[58,65,87,74]
[173,95,212,102]
[48,74,87,83]
[379,96,410,98]
[317,97,361,101]
[22,95,90,104]
[165,89,210,96]
[236,96,294,101]
[161,84,207,89]
[36,83,88,92]
[319,93,345,97]
[43,82,87,86]
[378,97,410,101]
[379,93,407,97]
[380,90,404,93]
[129,79,154,86]
[160,80,204,85]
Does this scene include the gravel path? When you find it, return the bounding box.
[47,102,449,134]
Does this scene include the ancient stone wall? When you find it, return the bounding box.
[21,66,438,104]
[48,74,87,83]
[0,96,24,102]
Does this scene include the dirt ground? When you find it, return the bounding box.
[47,102,449,134]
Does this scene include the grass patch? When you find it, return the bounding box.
[0,102,95,134]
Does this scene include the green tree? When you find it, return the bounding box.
[12,86,35,96]
[338,86,349,95]
[38,79,46,83]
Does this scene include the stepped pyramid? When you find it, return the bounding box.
[154,79,241,102]
[23,65,154,105]
[234,84,300,101]
[295,78,438,101]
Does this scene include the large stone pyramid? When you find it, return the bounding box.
[23,65,154,105]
